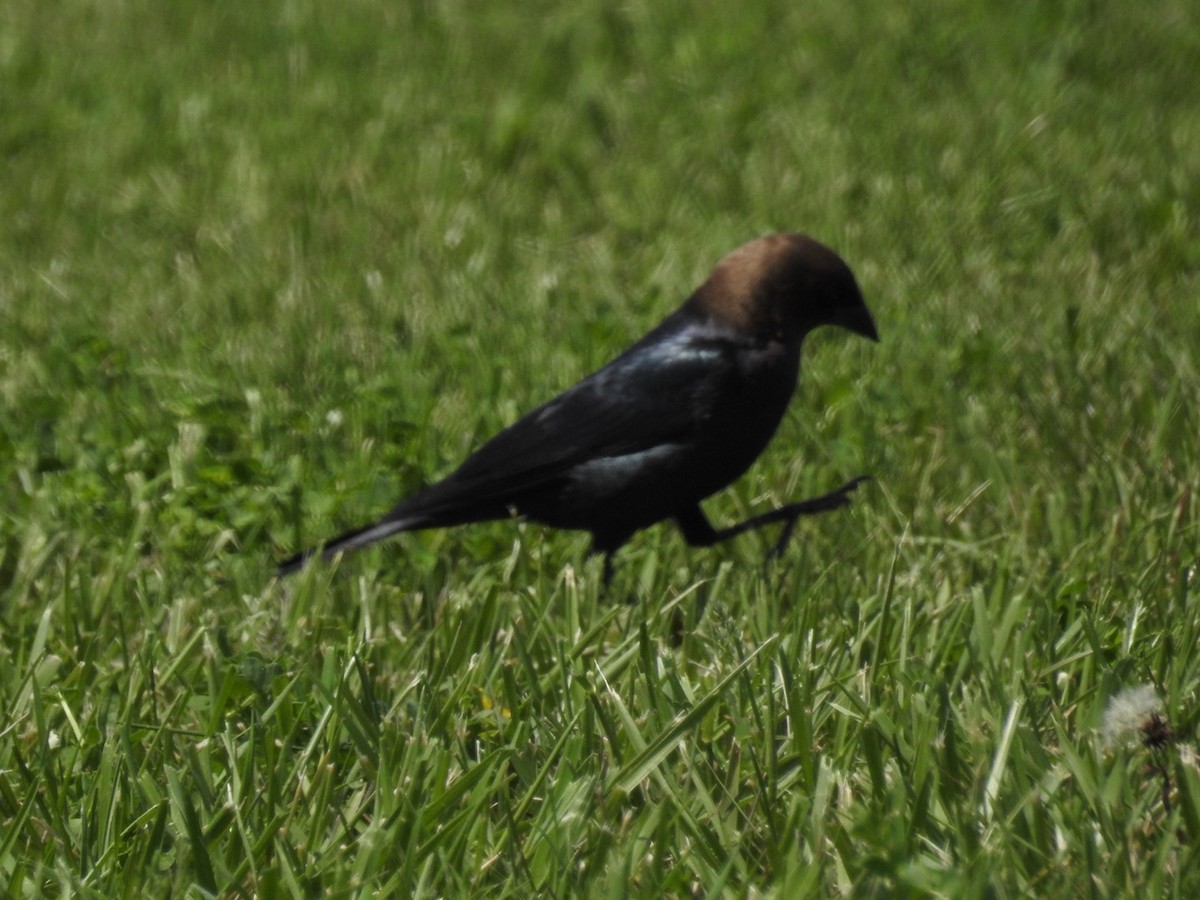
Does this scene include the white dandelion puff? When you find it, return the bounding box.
[1101,684,1164,749]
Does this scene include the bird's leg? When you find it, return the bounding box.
[601,552,615,589]
[675,477,870,557]
[585,543,618,590]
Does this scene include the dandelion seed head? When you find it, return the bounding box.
[1101,684,1163,749]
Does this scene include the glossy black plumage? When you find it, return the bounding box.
[278,233,878,580]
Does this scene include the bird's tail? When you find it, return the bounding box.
[276,515,427,577]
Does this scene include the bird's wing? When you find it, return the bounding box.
[399,317,745,516]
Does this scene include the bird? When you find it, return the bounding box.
[278,233,878,583]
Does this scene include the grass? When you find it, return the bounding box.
[2,0,1199,894]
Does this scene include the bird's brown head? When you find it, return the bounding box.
[688,233,878,344]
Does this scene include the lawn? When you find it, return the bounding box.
[2,0,1199,894]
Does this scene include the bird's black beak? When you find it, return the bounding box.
[840,303,879,342]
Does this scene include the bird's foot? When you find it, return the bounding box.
[766,475,872,559]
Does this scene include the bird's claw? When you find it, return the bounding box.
[766,475,872,560]
[768,516,800,559]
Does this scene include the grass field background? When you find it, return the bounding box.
[2,0,1199,894]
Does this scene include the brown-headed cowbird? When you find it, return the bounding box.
[279,233,878,582]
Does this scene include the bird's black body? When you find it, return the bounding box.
[278,233,878,580]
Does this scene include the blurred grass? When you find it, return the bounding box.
[2,0,1199,894]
